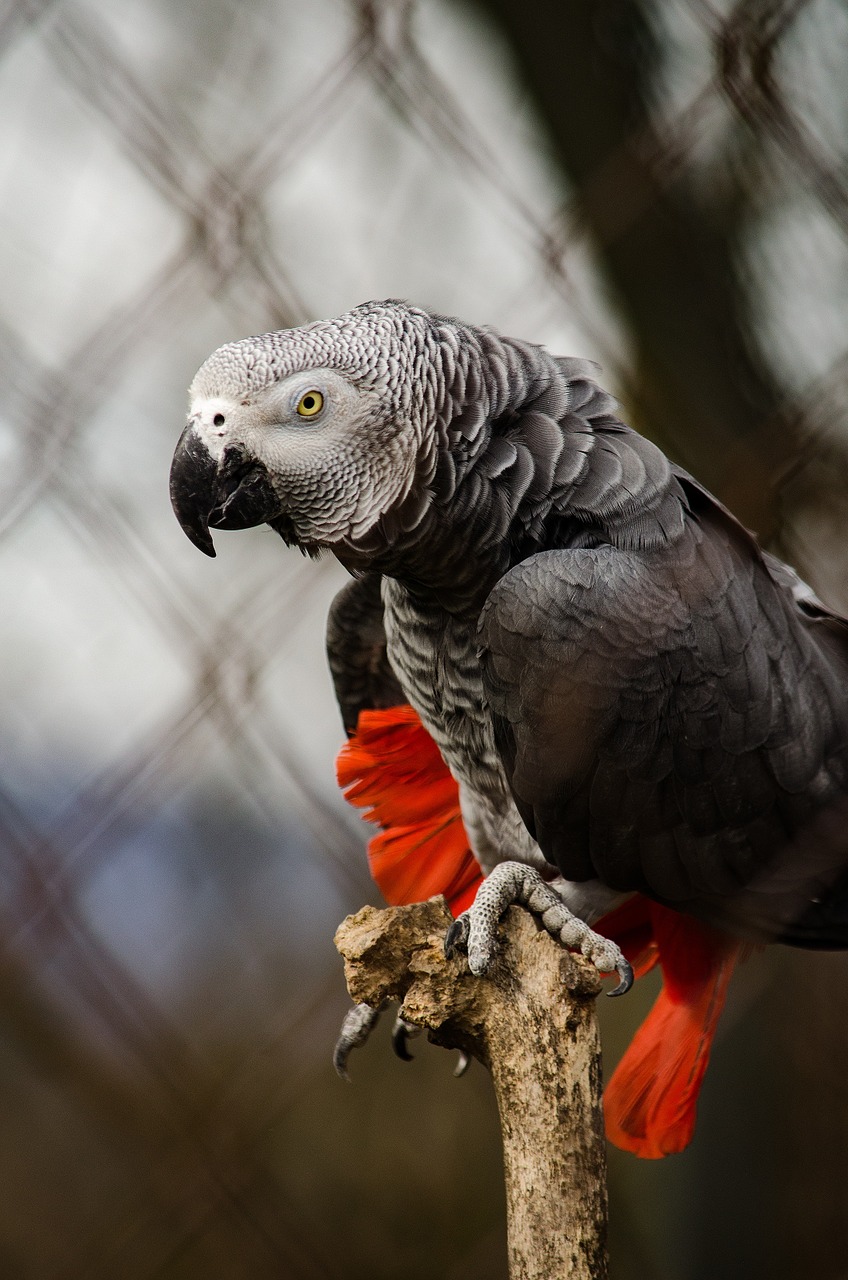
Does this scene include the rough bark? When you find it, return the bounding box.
[334,898,609,1280]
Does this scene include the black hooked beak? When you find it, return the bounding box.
[169,424,281,558]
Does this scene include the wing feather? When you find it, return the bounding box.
[326,574,404,734]
[479,503,848,939]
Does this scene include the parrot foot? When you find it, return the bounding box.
[333,1001,385,1080]
[391,1014,422,1061]
[333,1003,471,1078]
[444,861,633,996]
[391,1014,469,1074]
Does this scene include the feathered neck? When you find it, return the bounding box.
[334,321,687,614]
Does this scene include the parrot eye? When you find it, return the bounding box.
[213,413,225,426]
[296,390,324,418]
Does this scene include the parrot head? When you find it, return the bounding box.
[170,301,437,558]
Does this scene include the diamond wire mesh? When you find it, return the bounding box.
[1,0,847,1276]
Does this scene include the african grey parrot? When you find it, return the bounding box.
[170,301,848,1156]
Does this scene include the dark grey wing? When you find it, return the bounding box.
[326,573,404,734]
[478,503,848,944]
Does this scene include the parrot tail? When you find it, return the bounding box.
[601,902,740,1159]
[337,704,740,1158]
[336,705,482,915]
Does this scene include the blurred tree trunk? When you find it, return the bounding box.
[477,0,792,537]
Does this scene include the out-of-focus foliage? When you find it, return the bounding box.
[1,0,847,1277]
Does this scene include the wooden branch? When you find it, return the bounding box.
[334,898,609,1280]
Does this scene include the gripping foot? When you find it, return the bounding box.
[333,1002,384,1080]
[444,861,633,995]
[333,1002,470,1078]
[391,1015,422,1062]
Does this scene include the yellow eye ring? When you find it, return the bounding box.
[296,390,324,418]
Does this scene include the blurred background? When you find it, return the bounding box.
[2,0,848,1275]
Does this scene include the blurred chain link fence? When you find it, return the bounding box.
[1,0,847,1277]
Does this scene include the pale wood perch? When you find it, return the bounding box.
[334,897,609,1280]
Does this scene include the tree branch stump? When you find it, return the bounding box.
[334,898,609,1280]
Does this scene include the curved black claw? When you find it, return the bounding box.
[606,957,634,998]
[391,1017,417,1062]
[444,914,470,959]
[453,1051,471,1078]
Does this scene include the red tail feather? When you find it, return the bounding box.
[337,706,482,916]
[337,704,738,1157]
[602,905,739,1158]
[592,894,659,982]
